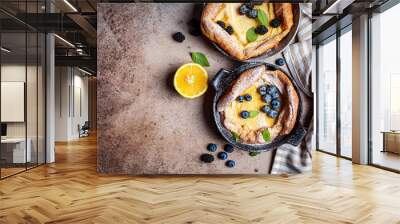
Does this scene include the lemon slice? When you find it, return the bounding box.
[174,63,208,99]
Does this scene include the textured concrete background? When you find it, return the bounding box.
[97,3,296,174]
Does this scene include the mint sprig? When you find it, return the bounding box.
[262,129,271,142]
[246,27,258,43]
[191,52,210,67]
[249,111,259,118]
[257,9,268,26]
[249,151,261,157]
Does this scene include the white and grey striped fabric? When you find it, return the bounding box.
[271,4,313,175]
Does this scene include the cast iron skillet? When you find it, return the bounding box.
[210,4,301,62]
[212,62,307,152]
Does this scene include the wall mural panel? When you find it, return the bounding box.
[97,3,313,175]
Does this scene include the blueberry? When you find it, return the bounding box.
[267,109,279,118]
[271,99,281,110]
[271,91,280,99]
[267,85,279,95]
[216,20,226,29]
[207,143,217,152]
[225,25,234,35]
[247,9,258,19]
[240,111,250,119]
[255,25,268,35]
[261,105,271,114]
[244,94,252,101]
[237,95,244,103]
[172,32,185,43]
[226,160,236,168]
[275,58,285,66]
[245,3,254,9]
[218,151,228,160]
[200,153,214,163]
[224,144,234,153]
[262,94,272,103]
[239,4,250,15]
[258,86,267,95]
[270,18,281,28]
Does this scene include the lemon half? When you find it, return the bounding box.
[173,63,208,99]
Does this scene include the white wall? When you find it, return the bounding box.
[55,67,89,141]
[1,63,46,164]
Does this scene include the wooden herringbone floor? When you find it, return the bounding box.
[1,135,400,224]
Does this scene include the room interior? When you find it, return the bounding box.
[1,0,400,223]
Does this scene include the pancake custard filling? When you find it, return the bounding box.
[201,3,294,60]
[217,65,299,145]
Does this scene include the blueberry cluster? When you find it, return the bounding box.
[200,143,236,168]
[237,94,252,103]
[216,21,234,35]
[237,3,283,37]
[238,4,258,19]
[259,85,281,118]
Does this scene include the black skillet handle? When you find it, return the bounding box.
[212,68,232,91]
[286,123,308,146]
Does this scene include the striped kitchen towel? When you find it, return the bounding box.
[271,3,313,175]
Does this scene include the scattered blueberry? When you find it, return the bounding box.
[244,94,252,101]
[275,58,285,66]
[218,151,228,160]
[262,94,272,104]
[270,18,281,28]
[237,95,244,103]
[239,4,250,15]
[172,32,185,43]
[271,99,281,110]
[255,25,268,35]
[258,86,267,95]
[247,9,258,19]
[200,153,214,163]
[207,143,217,152]
[261,105,271,114]
[216,20,226,29]
[240,111,250,119]
[267,109,279,118]
[224,144,234,153]
[225,25,234,35]
[226,160,236,168]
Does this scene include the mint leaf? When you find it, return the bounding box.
[249,111,259,118]
[249,151,261,157]
[262,129,270,142]
[191,52,210,67]
[257,9,268,26]
[246,27,258,43]
[232,131,239,142]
